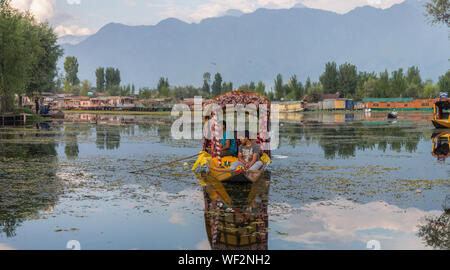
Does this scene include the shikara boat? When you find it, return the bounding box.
[431,98,450,128]
[192,91,272,183]
[431,132,450,161]
[387,111,398,119]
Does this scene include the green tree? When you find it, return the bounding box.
[211,73,222,96]
[374,70,391,98]
[25,22,63,97]
[286,75,303,100]
[337,62,358,97]
[113,68,121,86]
[157,77,169,97]
[249,81,256,91]
[422,81,440,98]
[95,67,105,92]
[105,67,115,90]
[307,82,324,103]
[406,66,423,86]
[255,81,266,96]
[64,56,80,88]
[0,1,44,112]
[239,84,249,90]
[390,68,407,97]
[425,0,450,28]
[362,78,377,98]
[305,77,312,94]
[319,61,339,94]
[438,70,450,93]
[274,74,284,100]
[202,72,211,95]
[80,80,92,96]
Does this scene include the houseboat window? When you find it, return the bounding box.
[387,104,390,107]
[373,103,379,107]
[422,103,429,106]
[404,104,408,107]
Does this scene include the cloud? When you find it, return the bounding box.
[67,0,81,4]
[0,243,15,250]
[11,0,56,21]
[124,0,137,6]
[196,239,211,250]
[169,212,186,225]
[150,0,406,23]
[276,198,442,249]
[54,24,93,36]
[301,0,404,14]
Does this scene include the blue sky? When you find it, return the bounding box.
[11,0,407,36]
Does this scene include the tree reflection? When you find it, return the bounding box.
[417,196,450,250]
[280,122,423,159]
[0,125,60,237]
[95,125,121,150]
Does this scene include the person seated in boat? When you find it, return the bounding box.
[229,131,263,171]
[219,121,237,157]
[203,116,212,154]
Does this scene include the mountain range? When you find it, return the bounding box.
[60,0,449,89]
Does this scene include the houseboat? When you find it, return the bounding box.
[363,98,436,111]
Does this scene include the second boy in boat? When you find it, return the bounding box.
[219,121,238,157]
[230,131,263,171]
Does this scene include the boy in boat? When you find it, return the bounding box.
[219,121,237,157]
[230,131,263,171]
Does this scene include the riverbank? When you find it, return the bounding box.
[62,110,172,115]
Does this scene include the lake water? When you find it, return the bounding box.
[0,111,448,250]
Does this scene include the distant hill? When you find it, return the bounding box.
[61,0,449,89]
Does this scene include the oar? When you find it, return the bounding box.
[129,154,199,174]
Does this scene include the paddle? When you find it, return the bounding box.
[129,154,199,174]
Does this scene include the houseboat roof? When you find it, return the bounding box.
[363,98,413,102]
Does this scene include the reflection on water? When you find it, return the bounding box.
[0,124,61,238]
[431,132,450,161]
[0,112,448,250]
[418,210,450,250]
[196,171,270,250]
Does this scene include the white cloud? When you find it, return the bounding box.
[169,212,186,225]
[151,0,406,23]
[11,0,56,21]
[276,198,442,249]
[196,239,211,250]
[0,243,15,250]
[54,24,93,36]
[67,0,81,4]
[302,0,404,14]
[124,0,137,6]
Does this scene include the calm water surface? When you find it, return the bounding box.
[0,111,448,250]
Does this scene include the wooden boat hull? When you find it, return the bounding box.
[432,119,450,129]
[206,159,265,183]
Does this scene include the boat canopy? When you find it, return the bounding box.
[434,98,450,120]
[204,91,272,163]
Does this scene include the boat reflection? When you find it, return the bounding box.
[431,132,450,161]
[195,171,270,250]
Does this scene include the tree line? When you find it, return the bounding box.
[0,0,63,113]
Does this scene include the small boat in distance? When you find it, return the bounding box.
[387,110,398,119]
[431,98,450,128]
